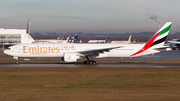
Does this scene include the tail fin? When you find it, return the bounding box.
[105,37,109,43]
[79,39,83,43]
[73,35,78,43]
[131,22,172,56]
[133,39,137,44]
[150,22,172,48]
[66,36,70,40]
[128,34,131,42]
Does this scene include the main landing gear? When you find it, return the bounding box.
[13,56,19,64]
[84,56,96,64]
[84,60,96,64]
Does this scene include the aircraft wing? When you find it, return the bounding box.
[78,46,122,56]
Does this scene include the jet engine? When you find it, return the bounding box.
[62,53,80,62]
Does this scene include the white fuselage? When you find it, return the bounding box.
[4,43,160,58]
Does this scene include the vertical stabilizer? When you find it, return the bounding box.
[128,34,131,42]
[150,22,172,48]
[131,22,172,56]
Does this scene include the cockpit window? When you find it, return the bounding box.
[7,48,11,50]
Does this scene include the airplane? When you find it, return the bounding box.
[4,22,172,64]
[110,34,131,44]
[168,39,180,50]
[168,39,180,44]
[105,37,110,43]
[35,35,80,44]
[68,35,78,43]
[133,39,137,44]
[79,39,83,43]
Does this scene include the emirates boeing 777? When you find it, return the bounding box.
[4,22,172,64]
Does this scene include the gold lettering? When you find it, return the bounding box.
[43,47,47,53]
[23,46,61,53]
[48,47,51,53]
[29,47,36,53]
[56,47,59,53]
[51,47,55,53]
[64,46,68,49]
[69,46,74,48]
[40,47,43,53]
[37,46,39,53]
[23,46,28,53]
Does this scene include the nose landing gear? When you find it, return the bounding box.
[13,56,19,64]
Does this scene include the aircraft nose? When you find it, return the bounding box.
[3,49,12,55]
[3,49,9,54]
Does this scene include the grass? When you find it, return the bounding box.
[0,68,180,101]
[1,50,180,100]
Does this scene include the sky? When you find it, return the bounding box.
[0,0,179,33]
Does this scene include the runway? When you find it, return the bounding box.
[1,62,180,68]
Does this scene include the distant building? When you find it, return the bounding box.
[41,33,47,35]
[34,39,68,44]
[88,37,109,43]
[110,41,131,44]
[88,40,107,43]
[110,34,132,44]
[0,28,34,49]
[88,35,132,44]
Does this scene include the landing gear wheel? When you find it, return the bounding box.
[13,57,19,64]
[84,61,89,64]
[84,60,96,64]
[92,61,96,64]
[89,61,96,64]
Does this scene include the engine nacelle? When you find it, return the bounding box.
[63,53,80,62]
